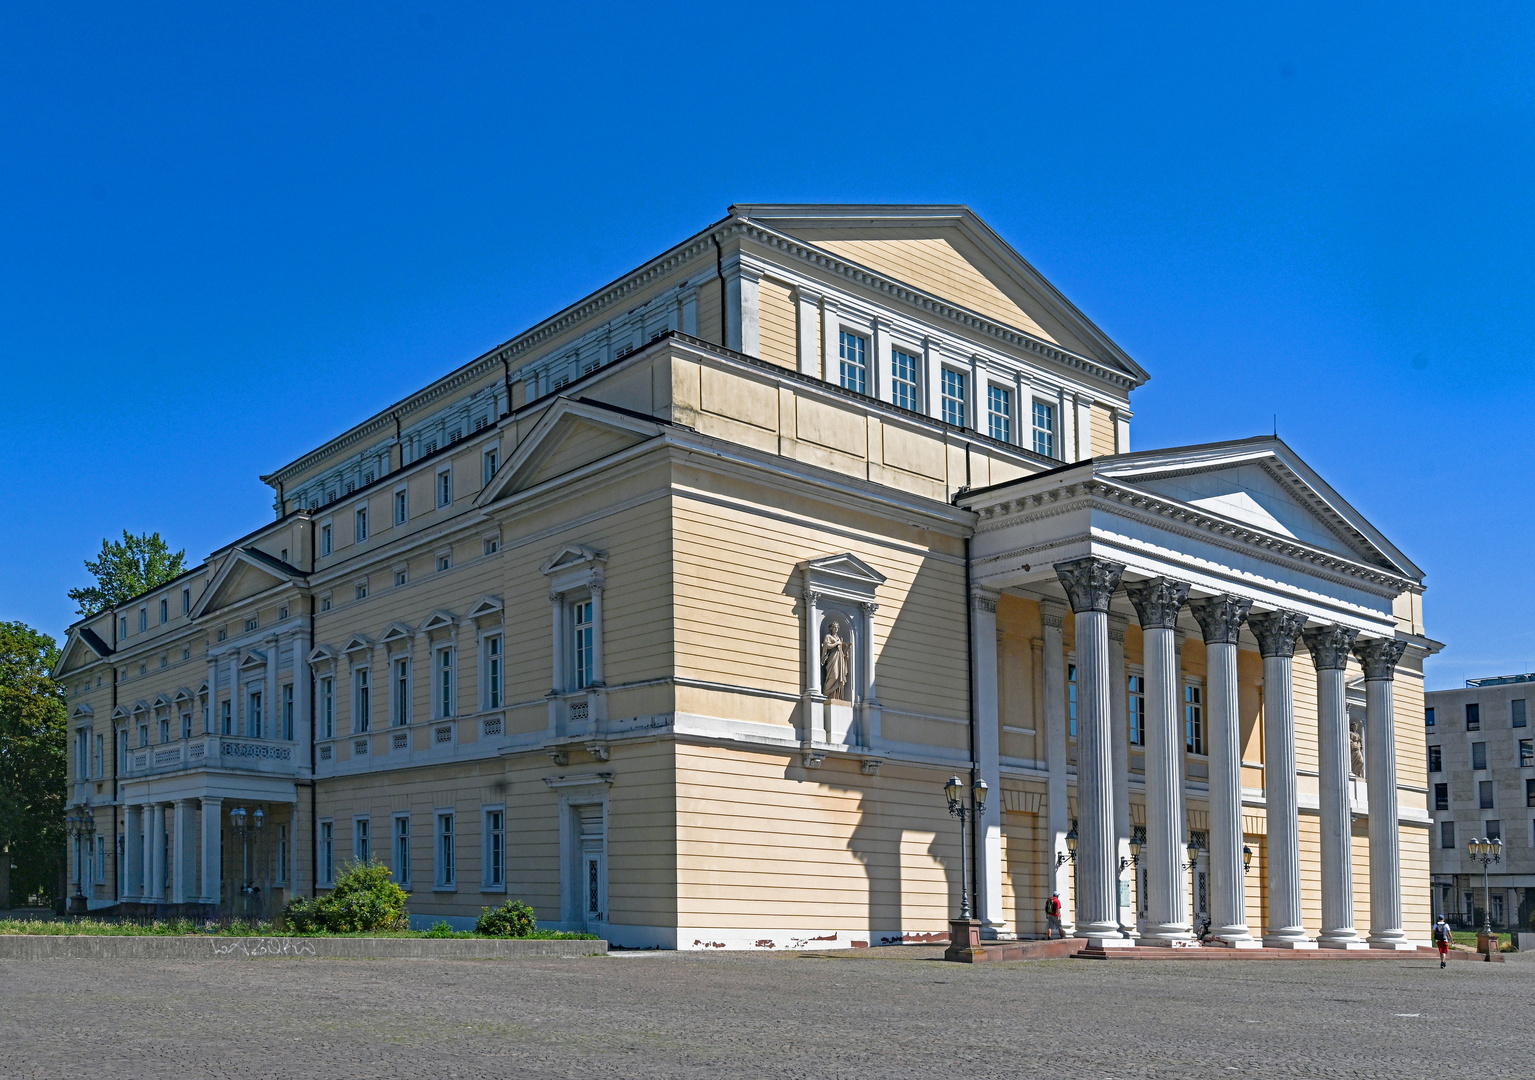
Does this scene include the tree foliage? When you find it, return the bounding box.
[281,859,409,933]
[67,531,187,617]
[0,622,66,901]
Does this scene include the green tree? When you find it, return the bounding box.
[67,531,187,617]
[0,622,66,903]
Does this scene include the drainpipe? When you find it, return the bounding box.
[711,232,728,347]
[309,517,318,898]
[958,441,979,921]
[111,609,119,903]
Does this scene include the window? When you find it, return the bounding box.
[483,536,499,556]
[394,568,408,587]
[139,608,147,632]
[1434,783,1449,811]
[160,654,168,669]
[75,730,89,777]
[838,330,867,394]
[484,808,505,889]
[282,684,294,740]
[354,668,371,733]
[278,605,288,621]
[1521,739,1533,767]
[574,601,595,690]
[891,348,919,411]
[181,713,192,740]
[1514,699,1528,728]
[355,581,368,601]
[1480,780,1495,809]
[394,488,409,525]
[247,690,262,738]
[1425,706,1435,728]
[394,815,411,886]
[93,734,103,777]
[1185,684,1205,755]
[159,598,168,624]
[1473,741,1487,770]
[1032,401,1056,458]
[484,635,503,710]
[393,658,410,726]
[320,677,334,739]
[1440,820,1455,849]
[437,649,455,718]
[1466,702,1480,730]
[159,716,170,743]
[276,824,289,884]
[120,616,128,639]
[437,553,452,572]
[483,447,499,485]
[355,506,368,542]
[354,818,370,864]
[437,469,452,507]
[320,523,333,556]
[182,588,190,614]
[986,385,1012,442]
[941,369,966,426]
[320,821,334,886]
[1067,663,1077,738]
[1526,778,1535,807]
[1428,745,1442,772]
[220,700,232,736]
[244,617,258,633]
[423,438,437,454]
[321,596,332,611]
[1486,819,1502,841]
[436,812,456,887]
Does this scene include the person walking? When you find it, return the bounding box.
[1046,892,1063,940]
[1433,916,1452,968]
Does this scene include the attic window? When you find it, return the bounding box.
[182,648,190,661]
[424,439,438,454]
[245,617,258,633]
[217,628,227,641]
[474,416,488,431]
[363,471,374,484]
[346,482,356,494]
[448,429,462,443]
[279,605,289,621]
[326,491,337,504]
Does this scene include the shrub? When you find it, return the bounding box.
[279,896,323,934]
[476,899,537,937]
[279,860,408,934]
[424,921,470,938]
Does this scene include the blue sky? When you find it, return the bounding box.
[1,3,1530,689]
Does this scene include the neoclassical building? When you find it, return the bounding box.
[58,205,1438,947]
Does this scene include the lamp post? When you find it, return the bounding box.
[943,775,988,961]
[1466,836,1503,950]
[230,806,265,917]
[64,808,96,915]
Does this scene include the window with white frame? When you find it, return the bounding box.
[891,348,919,411]
[987,384,1012,442]
[320,677,334,739]
[276,823,289,884]
[355,580,368,601]
[437,468,453,508]
[1129,673,1146,746]
[394,814,411,887]
[838,330,867,394]
[436,648,455,718]
[1185,683,1205,755]
[394,567,408,587]
[354,817,370,864]
[320,821,335,885]
[95,835,105,884]
[483,808,505,889]
[393,657,410,726]
[437,552,452,573]
[1032,400,1056,458]
[484,634,503,710]
[436,811,456,887]
[483,446,499,486]
[354,667,371,733]
[281,684,293,740]
[182,588,190,614]
[483,534,500,556]
[394,488,408,525]
[159,715,170,743]
[120,616,128,639]
[247,690,262,738]
[941,369,966,426]
[181,712,192,740]
[220,699,232,736]
[573,600,595,690]
[139,607,147,632]
[159,598,168,624]
[93,733,103,776]
[320,523,333,556]
[75,728,90,777]
[355,506,368,542]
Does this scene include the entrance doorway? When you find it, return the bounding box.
[573,802,606,932]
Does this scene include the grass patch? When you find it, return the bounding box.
[0,917,596,940]
[1450,929,1517,952]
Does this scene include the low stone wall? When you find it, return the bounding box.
[0,935,607,960]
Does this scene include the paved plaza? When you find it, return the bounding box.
[4,948,1530,1079]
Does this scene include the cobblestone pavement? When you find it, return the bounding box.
[4,948,1531,1079]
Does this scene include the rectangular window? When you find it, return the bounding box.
[987,385,1012,442]
[1526,778,1535,807]
[139,608,147,632]
[181,713,192,740]
[182,588,190,614]
[1128,675,1145,746]
[120,616,128,639]
[484,809,505,888]
[483,536,499,556]
[1067,663,1077,739]
[276,824,289,884]
[1425,706,1435,728]
[838,330,867,394]
[485,635,502,710]
[320,821,334,885]
[320,524,333,556]
[244,617,258,633]
[891,348,919,410]
[159,598,168,624]
[436,812,456,887]
[1185,684,1205,755]
[278,605,288,621]
[1521,739,1533,767]
[159,716,169,743]
[355,507,368,542]
[394,489,408,525]
[355,581,368,601]
[1428,745,1442,772]
[437,470,452,507]
[1473,741,1487,770]
[1485,818,1501,841]
[941,369,966,427]
[574,601,594,690]
[437,554,451,572]
[1480,780,1495,809]
[393,658,410,725]
[93,734,103,776]
[1514,699,1528,727]
[354,818,370,864]
[320,678,334,739]
[483,447,499,485]
[354,668,371,733]
[437,649,455,718]
[282,684,293,740]
[220,700,232,736]
[1032,401,1056,458]
[1466,702,1480,730]
[394,815,411,886]
[247,690,262,738]
[394,568,408,587]
[1440,820,1455,849]
[1434,782,1449,811]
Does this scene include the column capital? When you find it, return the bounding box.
[1353,637,1408,681]
[1247,610,1308,658]
[1303,625,1359,671]
[1188,595,1251,644]
[969,587,1000,614]
[1124,577,1190,630]
[1053,557,1125,615]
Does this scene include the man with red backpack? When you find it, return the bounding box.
[1046,892,1064,939]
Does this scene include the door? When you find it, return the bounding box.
[576,803,606,931]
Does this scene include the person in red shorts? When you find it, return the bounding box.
[1433,916,1452,968]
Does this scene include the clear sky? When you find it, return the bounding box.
[1,3,1530,689]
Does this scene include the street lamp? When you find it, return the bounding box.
[1466,836,1504,940]
[944,775,988,920]
[1242,845,1253,874]
[64,808,96,915]
[1059,824,1079,868]
[1121,834,1142,873]
[1182,840,1201,872]
[230,805,266,915]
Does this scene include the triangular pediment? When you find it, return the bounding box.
[307,644,338,666]
[540,545,605,576]
[803,553,886,587]
[54,627,112,678]
[467,596,504,619]
[800,552,885,602]
[479,398,661,505]
[72,702,94,719]
[152,693,173,709]
[238,650,268,671]
[111,705,131,721]
[173,687,193,703]
[342,634,374,655]
[379,622,415,645]
[193,548,303,619]
[419,610,457,633]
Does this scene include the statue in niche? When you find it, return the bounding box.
[1350,722,1366,778]
[821,621,851,701]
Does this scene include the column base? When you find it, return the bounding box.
[1318,932,1369,950]
[1082,936,1137,948]
[1368,938,1417,952]
[1262,933,1318,950]
[1215,934,1262,949]
[1141,922,1196,946]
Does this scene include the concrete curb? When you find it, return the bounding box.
[0,935,607,960]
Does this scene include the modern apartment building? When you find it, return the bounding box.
[58,204,1437,948]
[1425,674,1534,930]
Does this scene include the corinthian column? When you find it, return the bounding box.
[1124,576,1192,946]
[1247,610,1315,949]
[1054,556,1130,946]
[1040,602,1073,935]
[1355,637,1414,950]
[1108,618,1136,938]
[1189,595,1257,948]
[1304,625,1366,949]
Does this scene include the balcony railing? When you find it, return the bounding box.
[120,736,300,779]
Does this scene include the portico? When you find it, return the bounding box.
[959,437,1432,948]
